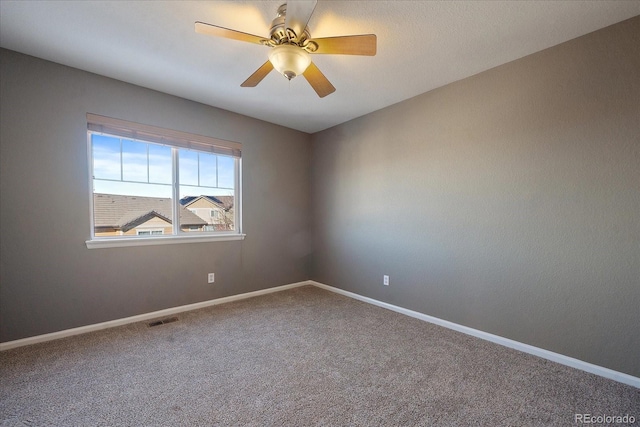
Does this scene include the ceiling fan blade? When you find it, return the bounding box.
[302,61,336,98]
[285,0,317,41]
[308,34,377,55]
[195,21,267,45]
[240,61,274,87]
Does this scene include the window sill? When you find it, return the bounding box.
[86,233,246,249]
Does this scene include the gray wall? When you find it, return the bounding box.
[310,17,640,376]
[0,48,311,342]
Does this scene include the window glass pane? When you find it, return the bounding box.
[179,150,198,186]
[217,155,235,189]
[92,134,121,180]
[148,144,172,184]
[92,134,173,238]
[199,153,217,187]
[179,151,235,233]
[122,139,148,182]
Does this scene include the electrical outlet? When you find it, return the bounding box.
[208,273,215,283]
[383,275,389,286]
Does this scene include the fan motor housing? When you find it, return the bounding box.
[263,4,317,53]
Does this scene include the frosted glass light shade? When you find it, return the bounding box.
[268,45,311,81]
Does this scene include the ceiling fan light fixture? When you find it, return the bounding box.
[196,0,376,97]
[268,44,311,81]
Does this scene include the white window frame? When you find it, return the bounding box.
[85,114,245,249]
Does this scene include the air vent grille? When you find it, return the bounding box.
[147,316,179,327]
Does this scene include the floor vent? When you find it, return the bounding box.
[147,317,179,327]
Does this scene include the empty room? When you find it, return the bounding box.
[1,1,638,425]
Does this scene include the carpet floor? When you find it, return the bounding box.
[1,285,638,426]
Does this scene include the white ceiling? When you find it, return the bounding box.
[1,1,638,134]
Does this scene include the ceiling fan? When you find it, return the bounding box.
[195,0,376,98]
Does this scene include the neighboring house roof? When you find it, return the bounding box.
[117,210,174,232]
[94,193,206,229]
[181,195,234,211]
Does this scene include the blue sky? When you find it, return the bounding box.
[91,134,234,198]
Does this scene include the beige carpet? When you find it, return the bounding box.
[1,285,638,426]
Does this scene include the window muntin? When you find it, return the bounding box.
[88,121,241,241]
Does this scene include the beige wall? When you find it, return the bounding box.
[185,199,233,228]
[188,198,218,209]
[311,17,640,376]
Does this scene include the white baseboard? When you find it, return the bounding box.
[3,279,638,389]
[0,281,309,352]
[309,281,640,389]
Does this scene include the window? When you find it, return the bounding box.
[137,229,164,236]
[86,114,243,248]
